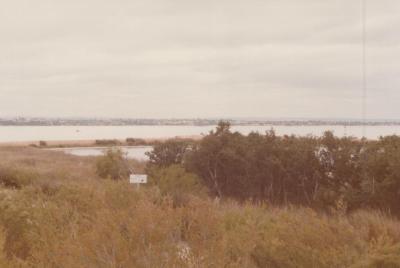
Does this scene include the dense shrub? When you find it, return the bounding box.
[39,141,47,147]
[146,139,193,168]
[0,166,36,189]
[149,165,204,195]
[125,138,147,146]
[95,148,130,180]
[148,165,206,206]
[95,139,120,146]
[143,122,400,215]
[0,180,399,267]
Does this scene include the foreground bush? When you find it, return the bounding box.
[0,178,399,267]
[149,165,205,195]
[0,166,36,189]
[148,165,207,206]
[96,148,130,180]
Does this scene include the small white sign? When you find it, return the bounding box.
[129,174,148,184]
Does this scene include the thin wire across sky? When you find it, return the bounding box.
[362,0,367,138]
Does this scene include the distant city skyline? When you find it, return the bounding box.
[2,115,400,122]
[1,1,399,119]
[1,115,400,126]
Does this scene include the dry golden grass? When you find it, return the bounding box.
[0,147,399,267]
[0,147,146,182]
[0,146,97,181]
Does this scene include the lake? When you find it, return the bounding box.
[49,146,153,161]
[0,125,399,143]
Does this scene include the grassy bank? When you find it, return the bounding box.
[0,135,202,148]
[0,147,399,267]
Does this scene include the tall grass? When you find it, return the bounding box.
[0,147,399,267]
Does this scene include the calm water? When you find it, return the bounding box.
[0,125,400,142]
[49,146,153,161]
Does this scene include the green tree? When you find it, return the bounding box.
[146,139,191,168]
[359,136,400,214]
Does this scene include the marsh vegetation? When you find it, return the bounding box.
[0,124,399,267]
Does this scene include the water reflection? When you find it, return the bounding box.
[51,146,153,161]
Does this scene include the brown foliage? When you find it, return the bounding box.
[0,144,399,267]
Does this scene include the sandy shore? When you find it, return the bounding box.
[0,135,203,147]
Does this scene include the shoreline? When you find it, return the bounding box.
[0,135,203,148]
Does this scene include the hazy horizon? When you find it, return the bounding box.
[1,1,399,119]
[2,115,400,122]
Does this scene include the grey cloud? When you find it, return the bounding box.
[0,0,399,119]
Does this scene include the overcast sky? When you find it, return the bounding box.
[0,0,399,119]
